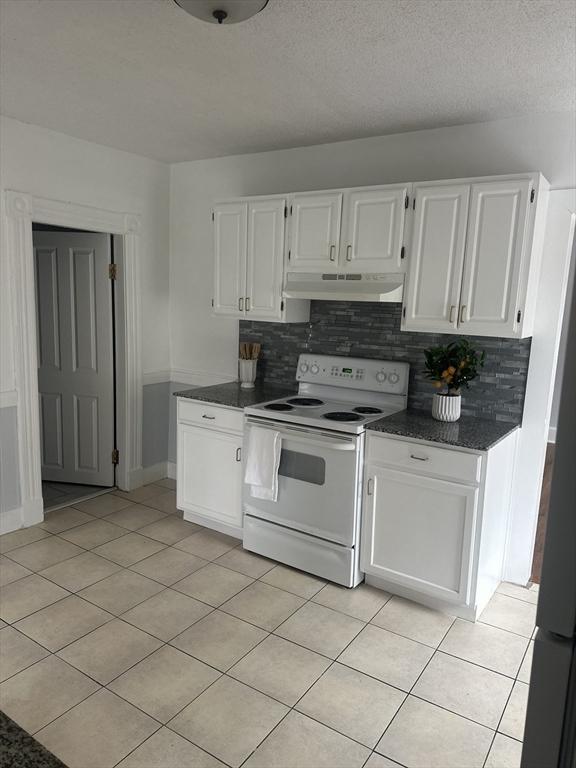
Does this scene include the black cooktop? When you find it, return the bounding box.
[323,411,364,422]
[286,397,324,407]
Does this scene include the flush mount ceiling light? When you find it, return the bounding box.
[173,0,269,25]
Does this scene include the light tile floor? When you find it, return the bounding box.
[0,479,537,768]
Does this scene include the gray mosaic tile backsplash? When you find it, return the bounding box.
[240,302,531,424]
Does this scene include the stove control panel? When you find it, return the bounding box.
[296,354,409,395]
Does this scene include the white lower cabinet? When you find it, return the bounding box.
[363,468,477,604]
[361,431,518,620]
[177,400,243,537]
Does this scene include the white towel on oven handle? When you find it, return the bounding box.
[244,425,281,502]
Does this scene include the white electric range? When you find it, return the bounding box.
[242,354,409,587]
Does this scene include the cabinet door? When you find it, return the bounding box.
[177,423,243,528]
[213,202,247,317]
[361,466,477,604]
[245,199,285,320]
[458,179,532,336]
[289,192,342,271]
[341,186,409,273]
[402,184,469,332]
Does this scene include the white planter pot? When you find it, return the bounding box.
[239,358,257,389]
[432,393,461,422]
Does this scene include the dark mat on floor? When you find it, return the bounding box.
[0,711,67,768]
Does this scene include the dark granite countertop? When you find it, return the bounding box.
[174,381,297,409]
[366,409,519,451]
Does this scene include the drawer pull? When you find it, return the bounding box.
[238,297,244,312]
[410,453,429,462]
[202,414,216,420]
[459,305,467,323]
[367,477,374,496]
[236,447,242,462]
[449,305,456,323]
[346,244,352,261]
[329,245,336,261]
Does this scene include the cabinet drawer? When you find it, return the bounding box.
[367,434,482,484]
[177,399,244,433]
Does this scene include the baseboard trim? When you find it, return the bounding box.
[139,462,169,486]
[142,371,172,386]
[1,498,43,535]
[167,461,177,480]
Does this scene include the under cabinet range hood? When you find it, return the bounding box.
[283,272,404,303]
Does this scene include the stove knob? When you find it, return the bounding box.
[299,362,309,374]
[388,372,400,385]
[376,371,387,383]
[310,364,320,375]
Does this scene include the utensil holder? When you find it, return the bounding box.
[239,358,257,389]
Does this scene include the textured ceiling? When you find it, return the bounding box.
[1,0,574,162]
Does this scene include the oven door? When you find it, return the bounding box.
[242,417,362,547]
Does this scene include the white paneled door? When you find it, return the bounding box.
[245,199,285,319]
[341,185,409,272]
[35,232,114,486]
[458,179,532,336]
[402,184,470,332]
[289,192,342,271]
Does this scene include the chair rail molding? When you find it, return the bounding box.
[4,190,144,529]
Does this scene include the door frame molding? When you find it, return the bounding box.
[4,190,143,527]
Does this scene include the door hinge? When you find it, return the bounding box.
[402,307,406,319]
[517,309,522,323]
[530,189,535,203]
[211,298,214,308]
[284,206,288,218]
[400,246,405,260]
[288,249,291,261]
[111,448,119,465]
[280,299,285,311]
[211,211,215,221]
[405,195,409,209]
[412,198,416,210]
[290,205,293,215]
[108,263,117,280]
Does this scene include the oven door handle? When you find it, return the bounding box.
[245,420,357,451]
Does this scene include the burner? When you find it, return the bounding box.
[353,406,383,415]
[264,403,294,411]
[287,397,324,407]
[323,411,364,422]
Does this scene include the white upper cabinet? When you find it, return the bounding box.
[213,202,247,317]
[402,173,548,338]
[213,196,309,323]
[458,179,532,336]
[340,185,409,273]
[245,199,285,319]
[288,192,343,272]
[403,184,470,332]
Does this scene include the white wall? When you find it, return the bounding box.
[170,111,576,384]
[0,116,171,377]
[0,116,170,526]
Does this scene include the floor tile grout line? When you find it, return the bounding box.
[482,671,524,767]
[369,614,463,760]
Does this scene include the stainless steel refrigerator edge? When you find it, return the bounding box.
[522,231,576,767]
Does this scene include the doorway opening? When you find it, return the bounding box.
[33,223,117,512]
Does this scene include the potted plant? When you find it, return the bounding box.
[424,340,485,422]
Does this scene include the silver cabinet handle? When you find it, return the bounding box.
[245,297,250,312]
[202,414,216,420]
[410,453,429,461]
[449,305,456,323]
[236,447,242,462]
[367,477,374,496]
[459,305,467,323]
[238,297,244,312]
[329,245,336,261]
[346,245,352,261]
